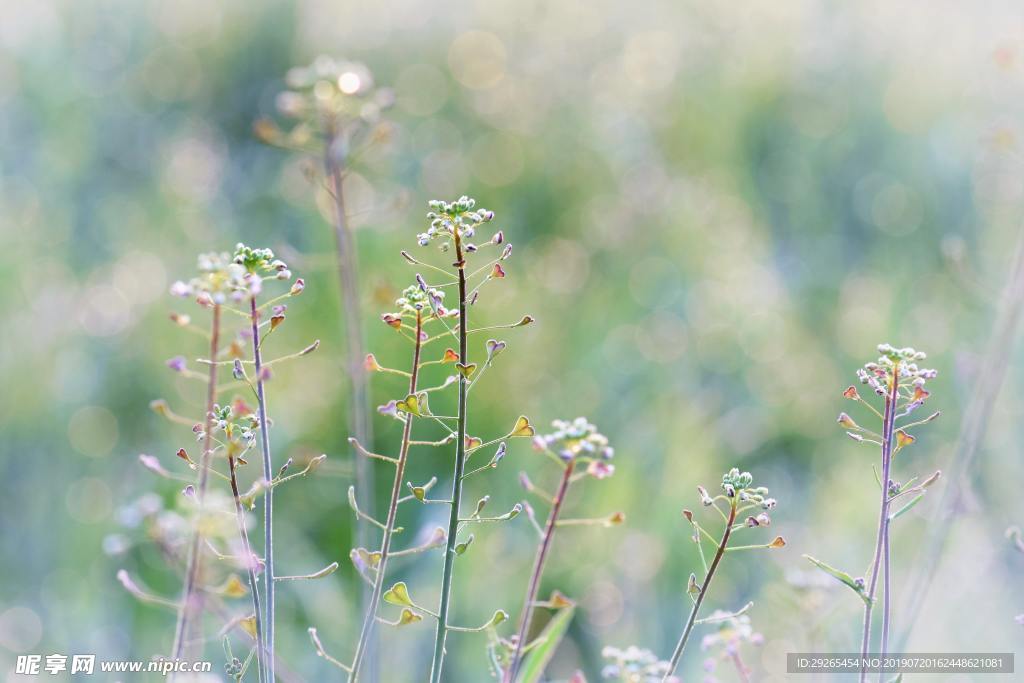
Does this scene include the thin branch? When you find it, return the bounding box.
[250,296,276,682]
[504,461,574,683]
[663,501,738,681]
[172,303,222,665]
[429,232,470,683]
[227,453,267,683]
[349,311,424,682]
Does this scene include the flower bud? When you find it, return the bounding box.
[697,486,713,506]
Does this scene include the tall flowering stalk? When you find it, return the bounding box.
[167,253,232,664]
[345,286,427,681]
[135,250,326,681]
[500,418,623,683]
[663,469,785,682]
[256,57,394,572]
[810,344,940,682]
[231,243,298,683]
[305,198,533,681]
[406,196,534,683]
[214,402,269,682]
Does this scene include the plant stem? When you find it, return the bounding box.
[429,236,469,683]
[663,500,738,682]
[729,651,752,683]
[171,303,221,669]
[898,229,1024,650]
[325,135,374,533]
[349,312,422,682]
[880,525,891,683]
[504,460,575,683]
[859,372,899,683]
[324,136,377,681]
[228,453,267,683]
[250,296,276,682]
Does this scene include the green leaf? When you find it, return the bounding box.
[889,493,925,521]
[803,555,871,605]
[514,605,576,683]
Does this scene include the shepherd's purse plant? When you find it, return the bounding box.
[804,343,941,683]
[497,417,624,683]
[662,468,785,682]
[125,246,333,682]
[305,196,536,682]
[257,57,396,612]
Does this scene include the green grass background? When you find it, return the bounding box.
[2,1,1024,680]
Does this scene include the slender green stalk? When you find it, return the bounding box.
[429,236,469,683]
[504,461,574,683]
[349,312,423,682]
[171,303,221,667]
[324,135,377,681]
[663,500,738,681]
[325,135,374,533]
[859,371,899,683]
[228,452,266,683]
[250,296,276,681]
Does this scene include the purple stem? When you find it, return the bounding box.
[429,235,469,683]
[171,303,221,668]
[504,460,575,683]
[859,371,899,683]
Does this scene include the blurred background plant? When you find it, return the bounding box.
[256,56,395,624]
[4,1,1024,681]
[699,611,764,683]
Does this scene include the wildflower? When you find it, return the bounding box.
[417,196,496,253]
[600,645,680,683]
[813,343,942,680]
[533,418,615,463]
[699,613,764,683]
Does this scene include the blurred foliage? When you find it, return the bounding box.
[2,1,1024,681]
